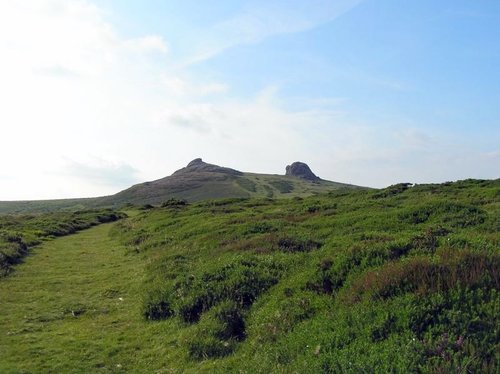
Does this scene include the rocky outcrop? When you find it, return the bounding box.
[285,162,320,181]
[173,158,243,176]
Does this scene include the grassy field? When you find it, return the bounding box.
[0,223,185,373]
[0,179,498,372]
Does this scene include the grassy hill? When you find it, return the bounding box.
[105,160,360,206]
[1,178,498,372]
[0,159,362,214]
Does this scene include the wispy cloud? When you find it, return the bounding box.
[394,128,434,149]
[185,0,363,64]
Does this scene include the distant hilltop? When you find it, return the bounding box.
[102,158,361,206]
[0,158,364,213]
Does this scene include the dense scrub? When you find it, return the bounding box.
[109,178,500,371]
[0,209,125,276]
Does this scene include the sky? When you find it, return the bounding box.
[0,0,499,200]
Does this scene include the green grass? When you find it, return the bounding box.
[0,223,194,373]
[0,209,124,276]
[0,178,499,372]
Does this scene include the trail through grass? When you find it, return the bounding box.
[0,222,181,373]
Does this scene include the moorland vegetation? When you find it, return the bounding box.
[0,179,498,372]
[111,179,499,372]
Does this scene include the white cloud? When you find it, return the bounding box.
[123,35,168,54]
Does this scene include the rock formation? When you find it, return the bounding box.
[285,162,320,181]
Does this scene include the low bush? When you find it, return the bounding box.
[345,250,499,303]
[142,256,284,323]
[399,202,486,227]
[277,237,322,253]
[161,198,188,208]
[186,301,246,360]
[143,289,174,320]
[372,183,412,199]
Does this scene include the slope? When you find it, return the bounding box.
[112,178,499,372]
[0,159,362,214]
[102,158,362,206]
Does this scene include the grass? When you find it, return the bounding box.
[0,209,124,276]
[0,223,198,373]
[0,178,499,372]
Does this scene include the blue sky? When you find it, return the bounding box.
[0,0,499,199]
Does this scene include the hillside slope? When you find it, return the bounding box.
[111,178,498,372]
[102,158,361,206]
[0,159,362,213]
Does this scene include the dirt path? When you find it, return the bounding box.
[0,222,169,373]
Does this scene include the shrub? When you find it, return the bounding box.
[213,301,246,341]
[399,202,486,227]
[345,251,499,303]
[255,293,315,343]
[277,237,322,253]
[144,256,283,323]
[186,301,246,360]
[161,198,188,208]
[409,287,499,371]
[143,299,173,320]
[372,183,412,198]
[246,222,276,234]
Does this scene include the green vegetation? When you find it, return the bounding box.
[0,178,498,372]
[0,197,108,215]
[111,178,498,372]
[0,209,124,276]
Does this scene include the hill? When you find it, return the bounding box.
[0,159,362,213]
[103,158,361,206]
[111,178,499,372]
[1,178,497,372]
